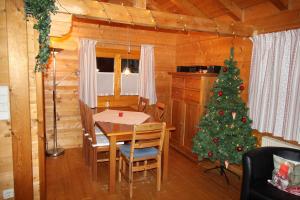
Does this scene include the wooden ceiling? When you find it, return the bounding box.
[97,0,300,33]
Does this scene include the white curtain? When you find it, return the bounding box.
[79,39,98,108]
[138,44,157,105]
[249,29,300,143]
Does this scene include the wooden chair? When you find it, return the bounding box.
[154,102,166,122]
[85,105,123,180]
[118,122,166,198]
[79,100,90,165]
[137,97,149,112]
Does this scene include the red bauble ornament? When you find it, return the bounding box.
[208,151,213,157]
[223,67,228,72]
[218,91,223,96]
[241,117,247,123]
[236,146,243,152]
[219,110,224,116]
[212,137,219,144]
[240,85,245,90]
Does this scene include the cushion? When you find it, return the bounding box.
[91,134,124,147]
[119,144,158,159]
[273,155,300,186]
[267,154,300,196]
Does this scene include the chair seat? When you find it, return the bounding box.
[119,144,158,159]
[91,134,124,147]
[95,126,103,135]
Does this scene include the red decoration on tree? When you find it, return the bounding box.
[223,67,228,72]
[218,91,223,96]
[212,137,219,144]
[219,110,224,116]
[239,85,245,91]
[241,117,247,123]
[208,151,213,157]
[236,146,243,152]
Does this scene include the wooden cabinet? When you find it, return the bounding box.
[169,72,217,161]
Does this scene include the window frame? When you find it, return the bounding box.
[95,47,140,107]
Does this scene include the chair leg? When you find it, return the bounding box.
[118,155,122,182]
[144,160,147,177]
[122,159,126,177]
[92,148,97,181]
[129,164,133,199]
[157,158,161,191]
[82,133,85,158]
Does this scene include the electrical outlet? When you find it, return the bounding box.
[3,188,14,199]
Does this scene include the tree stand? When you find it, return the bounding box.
[204,165,240,184]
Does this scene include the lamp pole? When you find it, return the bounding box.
[46,48,64,157]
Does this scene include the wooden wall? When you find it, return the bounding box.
[176,33,253,102]
[0,0,41,199]
[0,0,14,195]
[48,19,178,149]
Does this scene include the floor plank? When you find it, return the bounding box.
[46,148,241,200]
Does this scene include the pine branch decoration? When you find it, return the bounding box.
[24,0,57,72]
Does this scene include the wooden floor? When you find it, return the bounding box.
[46,148,241,200]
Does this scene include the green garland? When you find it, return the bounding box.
[24,0,57,72]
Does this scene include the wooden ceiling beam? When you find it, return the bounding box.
[168,0,207,18]
[248,8,300,34]
[269,0,288,10]
[133,0,147,9]
[218,0,244,21]
[55,0,254,36]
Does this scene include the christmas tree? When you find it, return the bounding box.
[193,48,256,166]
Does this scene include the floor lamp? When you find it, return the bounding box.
[46,48,64,157]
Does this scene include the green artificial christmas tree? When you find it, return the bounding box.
[193,48,256,170]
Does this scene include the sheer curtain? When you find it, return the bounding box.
[79,39,98,108]
[138,44,157,105]
[249,29,300,143]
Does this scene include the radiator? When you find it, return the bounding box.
[261,136,300,150]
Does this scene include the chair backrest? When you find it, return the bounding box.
[137,97,149,112]
[154,102,166,122]
[85,104,97,145]
[79,100,86,131]
[129,122,166,162]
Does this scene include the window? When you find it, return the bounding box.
[97,57,114,96]
[95,48,140,99]
[121,59,139,95]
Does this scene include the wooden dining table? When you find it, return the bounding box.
[95,107,175,193]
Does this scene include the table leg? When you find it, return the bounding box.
[109,136,117,192]
[162,130,170,182]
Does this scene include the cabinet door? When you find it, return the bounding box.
[171,99,185,146]
[183,102,201,152]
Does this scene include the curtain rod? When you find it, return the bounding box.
[96,39,141,48]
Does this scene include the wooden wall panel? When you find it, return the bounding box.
[48,20,177,148]
[0,0,14,196]
[6,0,34,199]
[176,34,253,102]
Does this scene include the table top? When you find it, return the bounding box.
[95,107,175,137]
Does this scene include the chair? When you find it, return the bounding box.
[79,100,89,165]
[118,122,166,198]
[137,97,149,112]
[241,147,300,200]
[85,105,124,180]
[85,105,111,180]
[154,102,166,122]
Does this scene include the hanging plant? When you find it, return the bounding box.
[24,0,57,72]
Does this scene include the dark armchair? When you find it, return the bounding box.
[241,147,300,200]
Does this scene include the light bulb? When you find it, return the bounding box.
[124,67,130,76]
